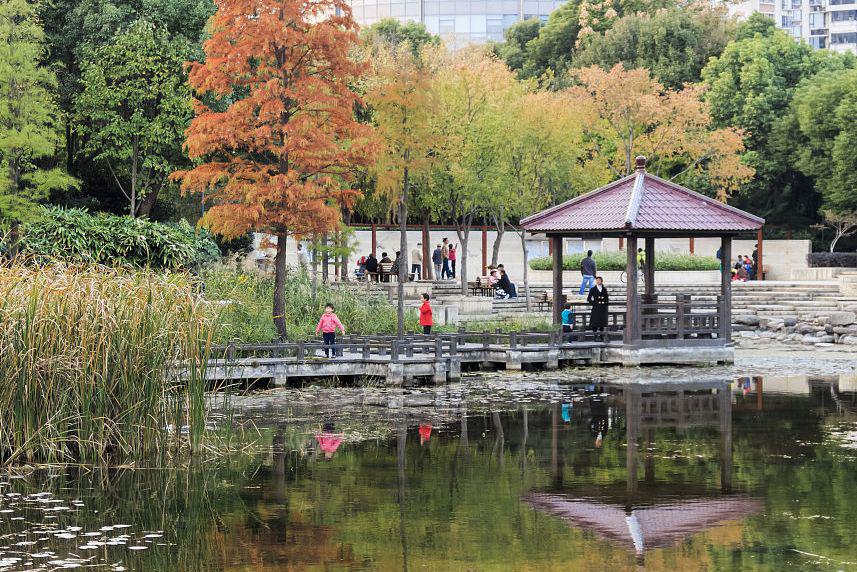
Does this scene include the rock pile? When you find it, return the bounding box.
[733,310,857,347]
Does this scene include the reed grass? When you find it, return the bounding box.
[204,265,421,342]
[0,262,216,466]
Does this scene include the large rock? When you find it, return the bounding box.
[827,311,857,326]
[760,318,784,330]
[734,315,761,327]
[816,335,835,344]
[783,317,799,327]
[738,330,759,339]
[839,335,857,345]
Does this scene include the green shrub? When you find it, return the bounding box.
[528,251,719,272]
[20,206,221,269]
[203,266,421,343]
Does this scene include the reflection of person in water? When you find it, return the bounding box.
[561,403,573,423]
[418,423,432,446]
[315,422,343,460]
[589,397,608,448]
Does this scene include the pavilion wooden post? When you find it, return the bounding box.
[756,228,764,281]
[551,234,564,325]
[719,383,733,493]
[625,235,640,345]
[371,224,377,255]
[720,236,732,342]
[644,237,655,296]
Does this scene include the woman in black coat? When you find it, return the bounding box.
[587,276,609,341]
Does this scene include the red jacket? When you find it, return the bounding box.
[419,301,433,326]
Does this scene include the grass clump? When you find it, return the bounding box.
[529,251,719,272]
[203,266,421,343]
[0,263,215,465]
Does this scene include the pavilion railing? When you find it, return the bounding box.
[638,294,722,340]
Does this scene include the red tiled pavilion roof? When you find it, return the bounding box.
[521,159,764,234]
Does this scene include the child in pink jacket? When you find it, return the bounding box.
[315,303,345,358]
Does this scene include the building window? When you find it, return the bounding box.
[487,16,504,41]
[829,0,856,6]
[810,36,828,47]
[832,9,857,19]
[831,31,857,42]
[439,17,455,35]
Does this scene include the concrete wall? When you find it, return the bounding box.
[246,231,812,282]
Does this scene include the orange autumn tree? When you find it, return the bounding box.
[173,0,374,339]
[568,64,752,201]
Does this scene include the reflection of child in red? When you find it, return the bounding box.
[418,424,432,446]
[315,423,343,459]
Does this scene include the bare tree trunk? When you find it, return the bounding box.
[491,214,505,267]
[310,234,318,303]
[321,234,329,283]
[397,165,409,339]
[273,233,288,340]
[422,215,431,280]
[130,134,139,217]
[456,222,470,296]
[519,231,531,311]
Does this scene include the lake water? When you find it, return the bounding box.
[3,372,857,571]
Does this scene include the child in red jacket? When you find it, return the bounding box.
[419,293,433,334]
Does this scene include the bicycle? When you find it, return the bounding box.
[619,269,646,285]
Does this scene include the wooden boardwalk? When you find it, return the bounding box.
[204,331,622,386]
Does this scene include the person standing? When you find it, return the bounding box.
[315,303,346,358]
[297,243,308,271]
[419,293,433,334]
[587,276,609,342]
[432,244,443,280]
[441,238,451,280]
[448,244,457,278]
[561,302,574,343]
[411,243,423,281]
[580,250,597,295]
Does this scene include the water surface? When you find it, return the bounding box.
[3,374,857,571]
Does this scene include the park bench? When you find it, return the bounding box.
[537,291,553,312]
[468,276,495,297]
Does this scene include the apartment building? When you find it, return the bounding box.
[347,0,567,47]
[729,0,857,52]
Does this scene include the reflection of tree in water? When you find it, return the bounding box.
[9,379,857,571]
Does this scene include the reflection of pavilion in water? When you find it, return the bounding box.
[525,381,762,561]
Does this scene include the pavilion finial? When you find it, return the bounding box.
[635,156,647,171]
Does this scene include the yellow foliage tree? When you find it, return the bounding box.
[567,64,753,201]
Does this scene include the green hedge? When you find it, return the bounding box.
[529,251,719,272]
[21,206,221,269]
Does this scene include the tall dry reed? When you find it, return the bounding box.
[0,263,215,465]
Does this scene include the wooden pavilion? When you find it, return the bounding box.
[520,156,764,364]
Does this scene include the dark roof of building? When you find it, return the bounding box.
[521,158,764,234]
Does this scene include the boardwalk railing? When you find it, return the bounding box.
[211,324,625,363]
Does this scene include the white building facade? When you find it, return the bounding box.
[347,0,567,47]
[729,0,857,52]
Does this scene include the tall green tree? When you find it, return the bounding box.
[701,23,854,226]
[360,18,439,54]
[788,69,857,213]
[39,0,212,211]
[0,0,77,243]
[76,20,192,217]
[364,42,435,337]
[572,5,736,90]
